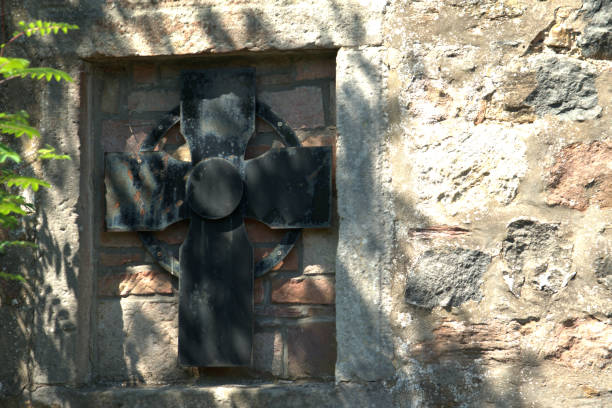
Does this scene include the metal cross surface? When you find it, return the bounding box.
[104,68,332,367]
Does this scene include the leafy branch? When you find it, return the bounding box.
[0,21,77,282]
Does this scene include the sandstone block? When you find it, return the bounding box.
[253,330,283,376]
[501,219,574,296]
[96,299,185,383]
[546,141,612,211]
[287,322,335,378]
[404,247,491,309]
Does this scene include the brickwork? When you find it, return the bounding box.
[94,53,336,381]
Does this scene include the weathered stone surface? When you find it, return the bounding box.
[405,248,491,309]
[594,256,612,289]
[20,382,395,408]
[578,0,612,59]
[253,330,283,376]
[406,122,528,218]
[0,306,29,397]
[501,219,574,296]
[546,141,612,211]
[287,322,336,378]
[302,228,337,275]
[96,299,186,383]
[541,318,612,370]
[335,47,395,381]
[393,317,612,407]
[525,55,601,121]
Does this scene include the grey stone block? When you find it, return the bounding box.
[525,55,601,121]
[404,248,491,309]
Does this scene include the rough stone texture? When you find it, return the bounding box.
[404,248,491,309]
[546,141,612,210]
[252,330,283,376]
[287,322,336,378]
[525,54,601,121]
[405,122,529,219]
[335,47,395,382]
[12,382,394,408]
[578,0,612,59]
[594,255,612,289]
[96,299,186,383]
[501,219,575,296]
[97,267,175,297]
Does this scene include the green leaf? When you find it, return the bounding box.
[0,271,26,282]
[0,57,30,75]
[0,240,36,254]
[38,145,70,160]
[0,200,27,216]
[0,143,21,163]
[0,121,40,138]
[5,176,50,192]
[12,67,73,82]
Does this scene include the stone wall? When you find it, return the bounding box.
[0,0,610,407]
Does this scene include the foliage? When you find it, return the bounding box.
[0,20,78,281]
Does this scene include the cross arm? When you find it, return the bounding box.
[244,146,332,229]
[105,152,191,231]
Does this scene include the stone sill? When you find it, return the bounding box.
[8,382,388,408]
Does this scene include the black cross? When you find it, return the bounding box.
[104,68,332,366]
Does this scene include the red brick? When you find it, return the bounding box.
[255,305,334,318]
[271,276,334,304]
[127,90,180,112]
[287,322,336,378]
[99,250,145,267]
[296,60,335,81]
[256,73,294,87]
[98,267,174,297]
[153,220,189,245]
[253,330,283,376]
[259,87,325,129]
[133,64,157,84]
[245,219,288,243]
[255,246,299,271]
[101,79,120,114]
[102,120,154,153]
[254,278,264,304]
[100,231,143,248]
